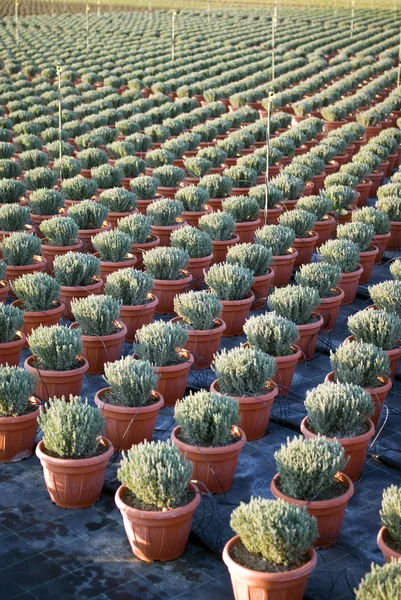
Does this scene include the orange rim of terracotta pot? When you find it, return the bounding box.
[324,370,392,398]
[377,527,401,562]
[41,239,83,257]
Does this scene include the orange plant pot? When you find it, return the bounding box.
[71,322,127,375]
[234,219,261,243]
[377,527,401,563]
[293,232,319,267]
[270,249,298,287]
[251,268,274,310]
[0,401,40,463]
[273,345,302,395]
[12,300,63,346]
[211,234,240,265]
[97,254,137,282]
[41,240,83,275]
[154,350,194,407]
[151,221,186,247]
[131,235,160,270]
[355,181,372,207]
[387,221,401,251]
[152,272,193,314]
[24,355,89,401]
[187,254,213,290]
[221,292,254,337]
[372,232,391,263]
[6,256,47,294]
[59,279,104,320]
[296,314,323,362]
[314,217,335,248]
[170,317,226,370]
[315,288,345,332]
[338,265,363,305]
[0,331,26,367]
[358,246,379,284]
[78,221,112,253]
[120,296,158,343]
[181,206,212,228]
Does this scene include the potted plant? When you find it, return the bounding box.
[198,174,233,211]
[152,165,186,199]
[77,148,109,176]
[172,290,225,369]
[0,204,33,244]
[302,381,375,481]
[0,365,38,462]
[198,211,239,264]
[36,396,113,508]
[222,195,261,243]
[223,165,257,196]
[25,324,89,400]
[352,207,391,264]
[376,196,401,251]
[248,183,284,226]
[336,222,378,284]
[211,345,277,441]
[254,224,297,287]
[175,185,211,227]
[226,242,274,310]
[98,188,138,228]
[327,340,392,427]
[68,200,111,253]
[0,302,25,365]
[130,176,160,215]
[223,497,317,600]
[340,162,372,207]
[325,185,358,226]
[91,163,124,192]
[147,198,185,247]
[105,267,157,342]
[278,209,318,267]
[205,262,254,336]
[378,485,401,562]
[170,226,213,290]
[172,390,245,493]
[0,179,27,206]
[92,229,137,280]
[268,285,323,361]
[71,294,127,375]
[115,440,199,561]
[29,189,65,230]
[184,157,212,185]
[272,174,306,211]
[295,263,344,331]
[61,176,98,207]
[24,166,58,193]
[391,260,401,282]
[94,356,163,450]
[117,213,160,269]
[134,321,193,407]
[53,252,103,320]
[39,217,82,275]
[369,279,401,317]
[353,150,383,195]
[356,561,401,598]
[347,308,401,379]
[295,195,334,248]
[2,232,46,290]
[318,239,363,305]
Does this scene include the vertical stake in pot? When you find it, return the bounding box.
[56,63,63,184]
[265,89,275,224]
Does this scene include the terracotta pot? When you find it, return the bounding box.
[312,172,326,194]
[260,205,284,226]
[273,345,302,395]
[24,355,89,401]
[106,209,137,229]
[96,253,137,282]
[115,482,200,562]
[296,314,323,362]
[210,379,278,441]
[323,120,347,132]
[6,256,47,293]
[71,322,127,375]
[387,153,398,176]
[315,288,345,332]
[301,417,375,482]
[170,317,226,369]
[251,268,274,310]
[171,425,246,493]
[270,249,298,287]
[338,265,363,305]
[365,125,382,140]
[156,186,180,199]
[223,536,317,600]
[332,153,349,167]
[211,234,240,265]
[355,181,372,207]
[358,246,379,284]
[387,221,401,251]
[271,473,354,549]
[207,198,225,211]
[181,206,212,228]
[30,211,67,231]
[281,198,298,212]
[152,272,193,314]
[0,399,40,463]
[314,217,335,248]
[151,220,186,247]
[293,232,319,267]
[234,219,261,244]
[59,278,104,320]
[0,280,9,303]
[333,209,355,227]
[153,350,194,407]
[78,221,112,253]
[377,527,401,563]
[94,388,164,450]
[12,300,63,346]
[130,235,160,270]
[120,296,158,343]
[187,253,213,290]
[36,437,113,509]
[0,330,25,367]
[372,232,391,263]
[136,197,158,215]
[41,239,83,275]
[221,292,254,337]
[368,171,384,197]
[323,160,340,175]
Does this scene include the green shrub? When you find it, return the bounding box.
[117,440,192,509]
[2,233,41,266]
[330,340,391,388]
[355,561,401,600]
[53,156,81,180]
[296,195,333,221]
[198,211,236,241]
[68,200,108,230]
[0,365,37,417]
[0,303,24,343]
[29,189,64,216]
[175,186,209,212]
[77,148,109,169]
[143,246,189,280]
[12,272,60,311]
[0,204,30,231]
[275,436,347,501]
[337,222,375,252]
[380,485,401,552]
[325,185,357,216]
[272,174,305,199]
[222,195,260,223]
[244,312,299,357]
[117,213,152,245]
[28,324,82,371]
[40,216,79,247]
[376,196,401,222]
[53,252,100,287]
[352,207,390,235]
[130,176,158,200]
[348,309,401,351]
[71,294,121,336]
[295,263,341,298]
[103,356,158,407]
[91,164,124,189]
[38,396,105,459]
[390,260,401,281]
[249,183,284,210]
[170,225,212,259]
[198,174,233,199]
[377,183,401,199]
[0,179,26,204]
[224,165,257,189]
[255,224,295,256]
[184,157,212,179]
[269,285,320,325]
[92,229,132,262]
[147,198,184,226]
[24,167,57,191]
[205,263,253,301]
[153,165,186,187]
[226,242,272,276]
[105,268,153,306]
[98,188,137,213]
[319,239,360,273]
[174,290,221,330]
[213,346,276,396]
[369,280,401,316]
[134,321,188,367]
[19,150,49,170]
[279,209,317,238]
[0,159,22,179]
[61,176,97,201]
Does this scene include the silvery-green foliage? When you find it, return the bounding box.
[296,195,333,221]
[130,176,158,200]
[29,189,64,216]
[226,243,272,276]
[147,198,184,226]
[143,246,189,280]
[175,186,209,212]
[2,233,41,266]
[92,229,132,262]
[319,239,360,273]
[0,204,30,231]
[377,183,401,199]
[105,268,153,306]
[0,365,37,417]
[295,263,341,298]
[12,272,60,312]
[222,195,260,223]
[184,157,212,179]
[248,183,284,210]
[324,173,358,189]
[198,211,235,241]
[174,390,239,447]
[230,497,318,566]
[134,321,188,367]
[376,196,401,221]
[28,324,82,371]
[0,303,24,343]
[174,290,222,331]
[40,217,79,247]
[369,280,401,316]
[305,382,374,438]
[118,213,152,244]
[255,224,295,256]
[275,436,347,501]
[337,222,375,252]
[103,356,158,408]
[390,260,401,281]
[355,562,401,600]
[325,185,357,215]
[99,188,137,213]
[279,209,317,238]
[244,312,299,357]
[330,340,390,388]
[38,396,105,459]
[380,485,401,548]
[348,309,401,351]
[53,252,100,287]
[68,200,108,230]
[0,259,5,281]
[117,440,192,509]
[205,263,253,301]
[271,174,305,199]
[223,165,257,188]
[213,346,276,396]
[269,285,320,325]
[146,149,174,169]
[53,156,81,180]
[71,295,121,336]
[91,164,124,189]
[352,207,390,235]
[170,225,212,259]
[198,174,233,199]
[153,165,186,187]
[0,179,26,204]
[24,167,57,190]
[61,176,98,201]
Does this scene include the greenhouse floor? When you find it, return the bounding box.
[1,253,401,600]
